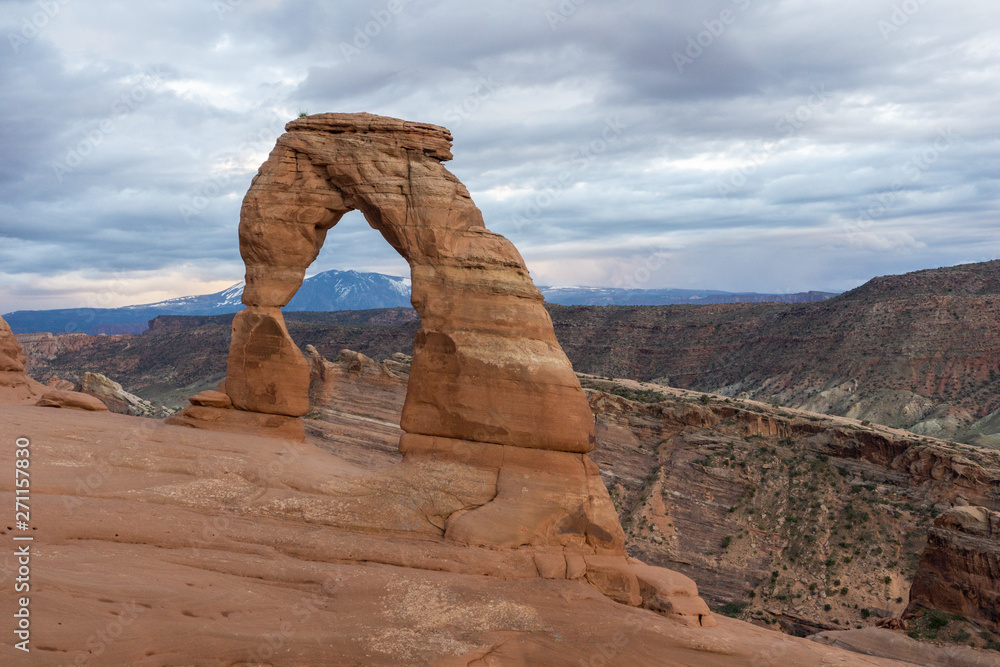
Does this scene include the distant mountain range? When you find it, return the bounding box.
[3,270,413,335]
[2,269,835,335]
[15,259,1000,448]
[539,287,835,307]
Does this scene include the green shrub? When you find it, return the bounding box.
[719,602,748,618]
[926,610,950,631]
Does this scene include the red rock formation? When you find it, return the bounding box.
[36,388,110,412]
[224,113,594,452]
[0,315,44,402]
[167,113,706,622]
[306,345,408,426]
[905,505,1000,632]
[0,403,910,664]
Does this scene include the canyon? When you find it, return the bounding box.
[3,111,999,664]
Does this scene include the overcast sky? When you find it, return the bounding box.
[1,0,998,313]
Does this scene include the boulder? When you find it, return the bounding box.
[47,376,75,391]
[36,389,109,412]
[188,390,234,409]
[165,404,305,441]
[76,371,157,416]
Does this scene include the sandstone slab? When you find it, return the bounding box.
[36,388,110,411]
[188,389,234,409]
[166,403,305,441]
[0,403,912,666]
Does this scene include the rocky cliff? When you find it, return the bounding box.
[298,348,1000,654]
[546,260,1000,447]
[906,506,1000,633]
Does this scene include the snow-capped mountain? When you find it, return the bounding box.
[3,269,833,335]
[3,270,413,335]
[285,270,412,311]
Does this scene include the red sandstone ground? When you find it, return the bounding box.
[0,403,913,666]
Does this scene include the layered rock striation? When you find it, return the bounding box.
[906,506,1000,632]
[1,314,46,402]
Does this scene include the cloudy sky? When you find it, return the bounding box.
[1,0,998,313]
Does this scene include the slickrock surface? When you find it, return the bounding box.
[297,352,1000,655]
[811,628,999,666]
[906,506,1000,633]
[0,404,909,666]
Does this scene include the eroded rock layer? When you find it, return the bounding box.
[906,506,1000,632]
[1,314,44,401]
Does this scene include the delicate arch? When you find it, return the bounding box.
[226,113,595,454]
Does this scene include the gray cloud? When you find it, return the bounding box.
[1,0,998,312]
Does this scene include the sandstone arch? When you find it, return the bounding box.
[228,113,595,454]
[167,114,713,624]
